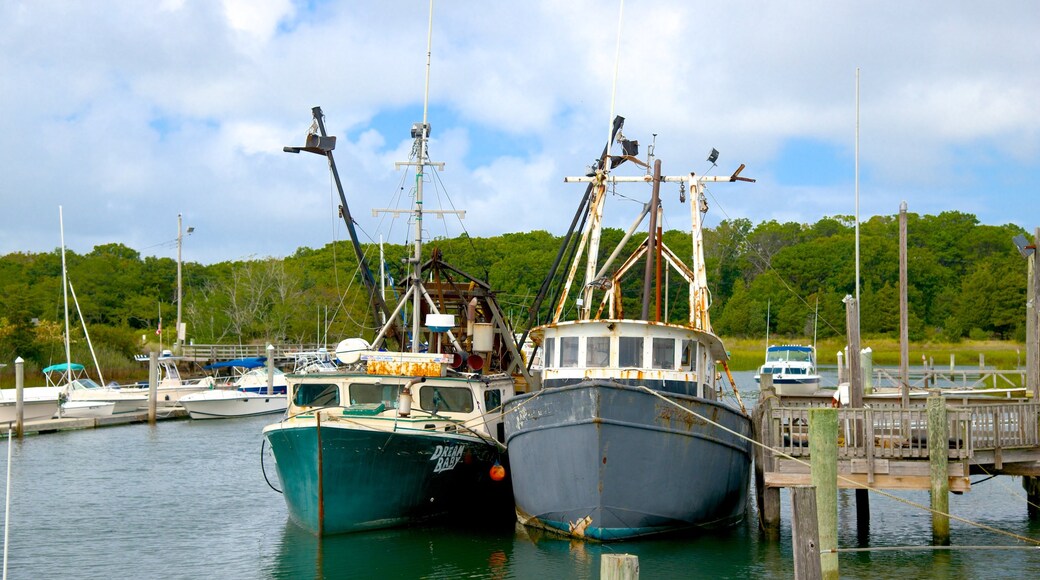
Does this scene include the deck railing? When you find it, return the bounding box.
[768,402,1040,461]
[181,343,326,362]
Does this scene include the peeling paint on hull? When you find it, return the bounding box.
[505,380,752,541]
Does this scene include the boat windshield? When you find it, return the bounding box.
[419,385,474,414]
[766,348,813,363]
[70,379,102,390]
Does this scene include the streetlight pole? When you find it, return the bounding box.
[176,213,183,353]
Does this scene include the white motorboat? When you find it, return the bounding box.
[0,395,61,424]
[754,345,822,396]
[179,389,287,420]
[121,352,215,405]
[58,400,116,418]
[179,357,289,419]
[41,364,148,414]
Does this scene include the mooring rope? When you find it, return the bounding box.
[635,385,1040,547]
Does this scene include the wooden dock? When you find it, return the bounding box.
[754,385,1040,535]
[4,408,188,437]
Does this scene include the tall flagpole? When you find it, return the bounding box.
[855,68,861,302]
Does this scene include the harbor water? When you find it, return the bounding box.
[2,372,1039,578]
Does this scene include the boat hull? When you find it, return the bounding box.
[263,420,508,535]
[504,380,752,541]
[180,390,287,419]
[0,399,60,423]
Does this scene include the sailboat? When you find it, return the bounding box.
[263,10,529,533]
[16,208,142,417]
[503,118,754,540]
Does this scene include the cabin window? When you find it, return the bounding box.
[484,389,502,413]
[420,386,475,413]
[681,340,698,371]
[544,337,555,368]
[652,338,676,369]
[560,337,579,367]
[619,337,643,368]
[349,383,402,409]
[586,337,610,367]
[293,383,339,407]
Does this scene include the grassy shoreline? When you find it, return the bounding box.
[722,337,1027,372]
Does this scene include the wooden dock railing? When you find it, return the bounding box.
[180,343,326,363]
[768,402,1040,462]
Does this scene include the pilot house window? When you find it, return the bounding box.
[586,337,610,367]
[652,338,676,369]
[560,337,579,367]
[419,386,475,413]
[619,337,643,368]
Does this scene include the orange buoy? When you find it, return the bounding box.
[489,462,506,482]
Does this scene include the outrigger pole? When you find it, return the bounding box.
[284,106,403,349]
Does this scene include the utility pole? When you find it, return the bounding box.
[176,213,182,353]
[176,214,194,353]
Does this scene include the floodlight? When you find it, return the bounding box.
[1013,234,1035,259]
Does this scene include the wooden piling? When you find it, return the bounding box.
[600,554,640,580]
[266,344,275,396]
[148,350,158,424]
[927,396,950,544]
[979,353,985,369]
[1024,476,1040,520]
[791,486,823,580]
[15,357,24,439]
[1030,228,1039,399]
[861,347,873,395]
[809,408,838,580]
[899,201,910,408]
[843,296,869,542]
[753,374,781,536]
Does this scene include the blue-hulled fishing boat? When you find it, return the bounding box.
[504,118,754,540]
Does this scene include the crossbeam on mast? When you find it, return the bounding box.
[372,208,465,219]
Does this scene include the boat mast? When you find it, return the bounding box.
[410,0,435,353]
[59,207,72,387]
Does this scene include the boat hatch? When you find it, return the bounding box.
[341,403,385,416]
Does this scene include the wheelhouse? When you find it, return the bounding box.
[535,319,727,400]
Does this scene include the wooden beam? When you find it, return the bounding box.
[765,472,971,493]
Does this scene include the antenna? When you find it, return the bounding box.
[605,0,625,158]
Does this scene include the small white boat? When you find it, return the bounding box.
[121,352,215,405]
[58,400,116,418]
[181,357,289,420]
[0,396,61,424]
[179,389,287,420]
[40,364,148,414]
[754,344,822,396]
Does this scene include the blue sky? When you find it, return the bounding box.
[1,1,1037,264]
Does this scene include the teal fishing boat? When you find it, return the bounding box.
[263,101,530,535]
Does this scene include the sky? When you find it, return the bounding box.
[1,1,1037,265]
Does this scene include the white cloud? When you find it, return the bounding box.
[0,0,1037,264]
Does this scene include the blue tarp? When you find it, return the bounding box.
[203,357,267,370]
[42,362,85,373]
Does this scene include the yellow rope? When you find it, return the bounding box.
[973,462,1040,512]
[636,385,1040,547]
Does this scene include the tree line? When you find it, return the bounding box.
[0,210,1030,375]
